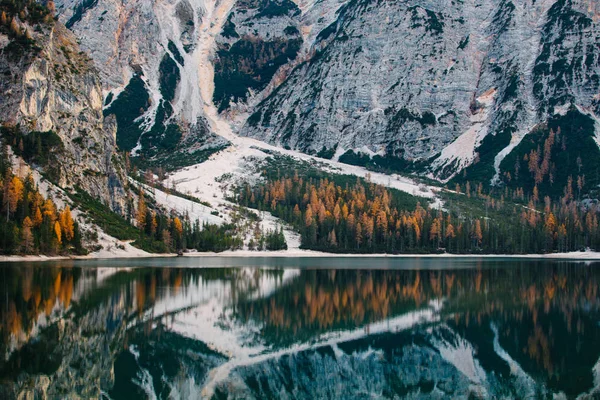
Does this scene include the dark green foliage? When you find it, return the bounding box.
[139,105,182,153]
[167,40,184,65]
[246,110,262,127]
[2,127,64,182]
[283,25,299,36]
[264,227,287,250]
[458,35,469,50]
[158,53,179,103]
[70,188,139,242]
[133,53,183,155]
[133,144,228,173]
[410,6,444,35]
[385,107,437,132]
[66,0,99,29]
[338,150,371,167]
[316,146,336,160]
[499,109,600,199]
[186,222,243,252]
[241,0,300,19]
[221,13,239,39]
[338,150,422,176]
[450,122,514,185]
[104,75,150,152]
[214,36,302,111]
[316,21,337,42]
[491,0,515,34]
[502,73,519,103]
[104,92,114,106]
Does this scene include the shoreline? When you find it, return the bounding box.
[2,250,600,263]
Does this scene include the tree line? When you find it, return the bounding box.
[132,184,287,253]
[234,170,600,254]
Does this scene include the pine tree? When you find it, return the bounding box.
[328,229,337,247]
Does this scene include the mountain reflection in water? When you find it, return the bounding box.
[0,258,600,399]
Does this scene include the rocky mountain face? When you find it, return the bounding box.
[0,11,127,212]
[53,0,229,169]
[241,0,600,182]
[53,0,600,190]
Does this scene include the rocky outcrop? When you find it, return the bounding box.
[0,18,127,212]
[239,0,600,182]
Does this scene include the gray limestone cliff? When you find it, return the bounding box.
[0,16,127,212]
[240,0,600,182]
[53,0,600,187]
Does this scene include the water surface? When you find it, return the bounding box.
[1,257,599,399]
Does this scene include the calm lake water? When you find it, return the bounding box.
[1,257,600,399]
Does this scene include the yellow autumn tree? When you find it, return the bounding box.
[429,218,441,243]
[60,206,75,241]
[54,221,62,246]
[136,192,147,229]
[304,206,313,227]
[446,223,456,239]
[173,217,183,237]
[43,199,57,220]
[8,176,24,214]
[33,207,43,227]
[544,212,557,235]
[9,18,19,36]
[472,220,483,246]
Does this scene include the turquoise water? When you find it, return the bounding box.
[0,257,599,399]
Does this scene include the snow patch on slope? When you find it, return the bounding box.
[134,179,226,226]
[432,88,496,181]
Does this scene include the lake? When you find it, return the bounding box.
[0,257,599,399]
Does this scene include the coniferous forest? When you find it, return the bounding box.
[234,159,600,254]
[0,145,85,255]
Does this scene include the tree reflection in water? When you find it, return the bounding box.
[0,260,599,399]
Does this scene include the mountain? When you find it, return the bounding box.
[0,1,127,212]
[52,0,600,196]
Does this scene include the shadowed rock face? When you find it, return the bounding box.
[0,18,127,212]
[2,261,600,399]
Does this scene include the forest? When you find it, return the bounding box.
[0,145,85,255]
[234,159,600,254]
[0,139,286,256]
